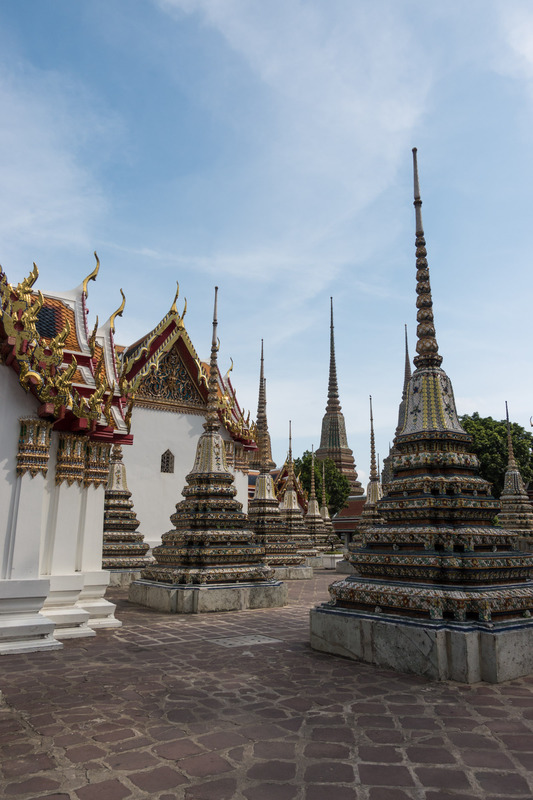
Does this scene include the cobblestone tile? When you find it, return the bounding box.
[2,573,533,800]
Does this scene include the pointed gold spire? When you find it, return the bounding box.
[412,148,442,369]
[204,286,220,432]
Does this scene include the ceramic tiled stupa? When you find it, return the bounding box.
[248,340,276,471]
[311,149,533,683]
[280,424,318,560]
[129,288,287,613]
[102,444,153,583]
[381,326,411,487]
[319,463,335,534]
[247,350,310,579]
[359,396,384,528]
[304,448,329,550]
[316,298,363,495]
[498,404,533,548]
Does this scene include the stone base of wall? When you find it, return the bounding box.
[129,580,288,614]
[0,579,63,655]
[310,604,533,683]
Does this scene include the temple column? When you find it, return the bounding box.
[40,433,95,639]
[76,442,121,629]
[0,418,61,654]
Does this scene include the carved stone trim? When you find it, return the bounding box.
[16,418,53,478]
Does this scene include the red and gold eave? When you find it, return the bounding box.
[0,259,258,452]
[0,259,133,443]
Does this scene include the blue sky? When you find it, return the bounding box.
[1,1,532,483]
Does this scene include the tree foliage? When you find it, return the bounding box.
[459,412,533,498]
[293,451,350,515]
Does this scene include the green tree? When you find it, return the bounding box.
[459,412,533,498]
[293,452,350,515]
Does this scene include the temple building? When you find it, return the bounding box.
[129,288,287,613]
[0,256,127,651]
[316,298,363,495]
[311,149,533,683]
[498,404,533,549]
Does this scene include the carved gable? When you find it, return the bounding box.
[134,341,206,413]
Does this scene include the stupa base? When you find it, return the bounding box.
[271,565,313,580]
[129,579,288,614]
[307,554,344,570]
[310,604,533,683]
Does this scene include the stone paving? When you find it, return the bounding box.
[2,572,533,799]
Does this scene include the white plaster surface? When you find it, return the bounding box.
[129,580,288,614]
[309,605,533,683]
[271,566,314,580]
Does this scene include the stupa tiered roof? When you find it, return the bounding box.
[327,148,533,626]
[316,298,363,495]
[140,288,273,586]
[102,444,153,571]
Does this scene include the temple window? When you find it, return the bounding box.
[161,449,175,473]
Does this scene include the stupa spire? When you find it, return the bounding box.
[249,340,275,471]
[327,297,340,412]
[204,286,220,432]
[506,401,517,469]
[369,395,378,482]
[412,148,443,370]
[316,298,363,495]
[310,446,317,501]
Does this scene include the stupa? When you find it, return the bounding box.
[305,448,329,551]
[129,288,287,613]
[102,443,153,585]
[248,340,276,471]
[247,349,310,579]
[359,396,384,528]
[280,424,318,560]
[320,462,336,542]
[498,403,533,548]
[316,298,363,495]
[382,326,411,486]
[311,149,533,683]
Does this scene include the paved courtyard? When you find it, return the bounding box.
[1,571,533,799]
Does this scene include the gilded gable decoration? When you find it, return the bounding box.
[135,343,205,412]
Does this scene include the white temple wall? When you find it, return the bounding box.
[0,365,43,580]
[124,406,249,550]
[0,365,60,653]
